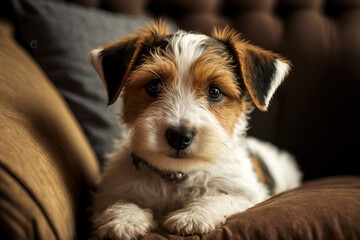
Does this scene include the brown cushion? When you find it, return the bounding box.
[0,20,101,240]
[146,176,360,239]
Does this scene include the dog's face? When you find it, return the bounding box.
[91,21,290,172]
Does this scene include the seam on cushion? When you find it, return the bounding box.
[0,160,60,240]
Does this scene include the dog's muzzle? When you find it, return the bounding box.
[165,126,195,150]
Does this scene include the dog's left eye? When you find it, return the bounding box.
[207,86,223,102]
[145,79,162,97]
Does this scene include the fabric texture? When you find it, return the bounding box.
[145,176,360,239]
[11,0,178,168]
[0,20,100,240]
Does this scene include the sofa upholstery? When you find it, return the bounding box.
[1,0,360,239]
[0,20,100,239]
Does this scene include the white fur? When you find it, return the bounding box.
[91,30,301,239]
[93,201,157,240]
[170,31,208,82]
[90,48,107,89]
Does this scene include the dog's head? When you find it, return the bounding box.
[91,20,291,172]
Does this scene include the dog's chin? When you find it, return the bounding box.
[166,152,188,159]
[134,150,211,173]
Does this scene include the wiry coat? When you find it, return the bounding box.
[90,21,302,240]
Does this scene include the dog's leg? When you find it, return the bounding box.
[163,194,253,235]
[93,201,157,240]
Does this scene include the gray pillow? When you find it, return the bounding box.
[11,0,178,169]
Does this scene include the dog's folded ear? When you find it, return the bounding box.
[212,27,291,111]
[90,20,170,105]
[90,35,140,105]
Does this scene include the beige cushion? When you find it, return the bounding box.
[0,20,101,239]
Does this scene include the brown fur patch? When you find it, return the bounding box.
[122,55,177,125]
[94,20,170,105]
[251,156,275,194]
[190,51,248,135]
[212,27,291,111]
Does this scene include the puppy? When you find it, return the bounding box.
[90,21,302,240]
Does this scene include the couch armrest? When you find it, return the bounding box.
[0,20,101,240]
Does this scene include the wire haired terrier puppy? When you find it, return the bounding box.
[90,20,302,239]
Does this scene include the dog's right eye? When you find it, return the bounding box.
[207,86,223,102]
[145,79,162,97]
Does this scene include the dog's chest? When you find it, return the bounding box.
[104,141,266,219]
[122,161,185,218]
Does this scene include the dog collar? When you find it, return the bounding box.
[131,152,187,184]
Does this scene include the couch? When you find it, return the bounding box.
[0,0,359,239]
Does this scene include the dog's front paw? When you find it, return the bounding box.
[163,208,225,236]
[93,202,157,240]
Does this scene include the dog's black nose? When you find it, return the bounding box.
[166,126,195,150]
